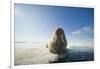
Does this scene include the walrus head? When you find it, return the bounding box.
[55,28,64,39]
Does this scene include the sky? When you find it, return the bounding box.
[14,3,94,47]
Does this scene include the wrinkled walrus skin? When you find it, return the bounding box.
[48,28,67,54]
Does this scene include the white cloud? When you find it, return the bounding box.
[72,26,93,35]
[82,27,92,32]
[72,30,82,35]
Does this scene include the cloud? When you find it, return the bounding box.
[83,27,91,31]
[72,30,82,35]
[82,27,93,32]
[72,26,93,35]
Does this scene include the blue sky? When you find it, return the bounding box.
[14,3,94,47]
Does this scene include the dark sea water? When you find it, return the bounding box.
[50,47,94,63]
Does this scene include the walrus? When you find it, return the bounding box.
[48,27,67,54]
